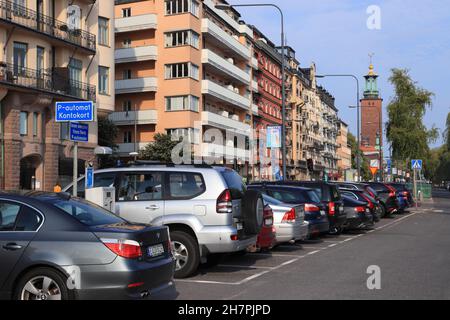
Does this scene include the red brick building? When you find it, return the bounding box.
[250,27,283,181]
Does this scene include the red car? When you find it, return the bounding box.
[256,205,276,251]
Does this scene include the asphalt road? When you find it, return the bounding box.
[175,189,450,300]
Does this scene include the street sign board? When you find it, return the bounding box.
[86,167,94,189]
[70,123,89,142]
[370,167,378,176]
[370,159,380,169]
[266,126,282,148]
[411,159,423,170]
[56,101,94,122]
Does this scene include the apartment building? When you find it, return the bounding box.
[0,0,114,191]
[337,120,352,180]
[113,0,255,178]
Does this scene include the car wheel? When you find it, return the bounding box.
[14,267,73,301]
[170,231,200,279]
[242,190,264,235]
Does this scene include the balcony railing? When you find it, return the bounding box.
[202,80,250,111]
[202,49,250,85]
[109,110,158,126]
[0,63,96,101]
[115,77,157,94]
[0,0,96,52]
[115,45,158,64]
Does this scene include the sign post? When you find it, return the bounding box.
[411,159,423,207]
[56,101,94,197]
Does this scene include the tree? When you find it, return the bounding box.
[98,117,119,149]
[348,132,371,181]
[386,69,439,165]
[139,133,179,162]
[444,112,450,150]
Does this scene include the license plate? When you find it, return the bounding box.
[320,210,326,216]
[147,244,165,257]
[237,223,244,230]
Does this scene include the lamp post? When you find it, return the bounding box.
[316,74,361,181]
[215,3,287,180]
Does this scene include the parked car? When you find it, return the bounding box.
[256,205,276,251]
[0,191,176,300]
[341,195,374,230]
[64,164,264,278]
[268,181,346,234]
[248,185,329,238]
[366,182,400,216]
[387,183,414,210]
[338,188,382,222]
[257,192,309,244]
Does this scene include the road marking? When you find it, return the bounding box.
[218,264,272,270]
[177,211,423,287]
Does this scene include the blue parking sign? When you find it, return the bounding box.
[70,123,89,142]
[86,167,94,189]
[56,101,94,122]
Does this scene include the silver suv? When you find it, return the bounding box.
[64,164,264,278]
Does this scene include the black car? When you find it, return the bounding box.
[0,191,176,300]
[387,183,414,207]
[338,189,382,222]
[341,195,374,230]
[248,185,330,237]
[366,182,400,216]
[268,181,346,234]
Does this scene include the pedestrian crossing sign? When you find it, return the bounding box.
[411,159,423,170]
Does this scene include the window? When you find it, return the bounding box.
[123,131,132,143]
[69,58,82,83]
[165,95,199,112]
[36,46,44,78]
[123,100,132,112]
[122,8,131,17]
[98,66,109,95]
[123,69,132,80]
[66,172,117,198]
[0,202,21,231]
[32,112,39,137]
[164,30,199,49]
[52,198,124,226]
[98,17,109,46]
[168,172,205,199]
[14,206,42,232]
[20,111,28,135]
[118,172,163,201]
[165,0,199,16]
[13,42,27,76]
[167,128,199,144]
[165,62,198,80]
[60,123,69,140]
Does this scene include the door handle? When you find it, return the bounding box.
[3,243,23,251]
[145,205,160,210]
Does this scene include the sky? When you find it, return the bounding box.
[235,0,450,150]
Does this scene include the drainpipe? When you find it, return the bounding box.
[0,101,4,189]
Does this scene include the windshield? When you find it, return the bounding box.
[51,197,124,227]
[262,194,284,206]
[221,169,246,199]
[306,190,321,203]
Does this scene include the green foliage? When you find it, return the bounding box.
[347,132,371,181]
[98,117,118,149]
[139,133,179,162]
[386,69,438,166]
[429,112,450,182]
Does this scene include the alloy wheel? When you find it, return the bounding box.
[172,241,189,271]
[20,276,62,301]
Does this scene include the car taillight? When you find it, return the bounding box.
[361,194,374,209]
[328,202,336,216]
[304,203,320,212]
[354,206,366,213]
[101,239,142,259]
[403,191,409,196]
[282,208,296,223]
[217,189,233,214]
[367,189,376,198]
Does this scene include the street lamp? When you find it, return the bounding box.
[215,3,287,180]
[317,74,361,181]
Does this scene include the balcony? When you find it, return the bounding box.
[115,14,157,33]
[202,111,251,136]
[202,49,250,85]
[116,143,148,155]
[202,80,250,111]
[115,46,158,64]
[251,57,259,70]
[251,80,259,92]
[201,19,251,60]
[201,143,250,162]
[0,63,95,101]
[0,0,96,53]
[109,110,157,126]
[115,77,157,94]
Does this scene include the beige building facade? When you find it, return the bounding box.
[0,0,115,190]
[337,120,352,180]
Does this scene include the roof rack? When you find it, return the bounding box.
[127,160,213,169]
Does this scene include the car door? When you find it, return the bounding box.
[0,201,42,290]
[115,171,165,225]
